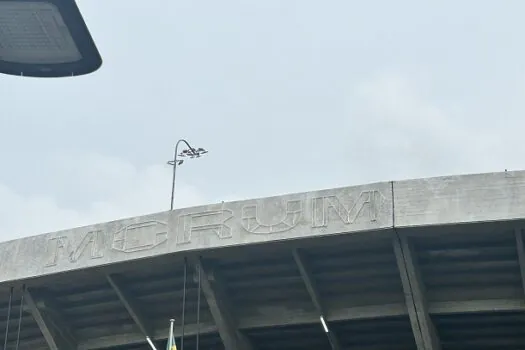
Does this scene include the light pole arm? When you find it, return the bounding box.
[170,139,195,210]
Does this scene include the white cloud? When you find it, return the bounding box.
[345,72,525,181]
[0,152,208,241]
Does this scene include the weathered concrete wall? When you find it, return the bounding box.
[0,181,393,284]
[393,170,525,227]
[2,170,525,285]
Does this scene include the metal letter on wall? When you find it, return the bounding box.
[111,221,168,253]
[241,199,303,234]
[176,209,234,245]
[311,190,385,228]
[45,230,104,267]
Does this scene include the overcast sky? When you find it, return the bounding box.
[1,0,524,241]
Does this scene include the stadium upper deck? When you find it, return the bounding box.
[1,170,525,350]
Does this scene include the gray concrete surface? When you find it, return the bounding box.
[2,170,525,285]
[0,171,525,283]
[1,170,525,350]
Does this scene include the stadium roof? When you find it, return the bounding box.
[1,170,525,349]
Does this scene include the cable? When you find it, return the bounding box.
[181,257,187,350]
[3,287,13,350]
[15,285,25,350]
[196,258,202,350]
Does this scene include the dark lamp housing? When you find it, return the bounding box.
[0,0,102,77]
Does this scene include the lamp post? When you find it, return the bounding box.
[167,139,208,210]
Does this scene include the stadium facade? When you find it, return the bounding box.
[1,170,525,349]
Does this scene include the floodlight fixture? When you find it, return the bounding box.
[145,337,157,350]
[178,147,208,159]
[320,316,329,333]
[0,0,102,77]
[167,139,208,210]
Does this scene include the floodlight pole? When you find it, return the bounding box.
[169,139,190,210]
[167,139,207,210]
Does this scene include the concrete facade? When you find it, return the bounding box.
[1,170,524,285]
[1,170,525,350]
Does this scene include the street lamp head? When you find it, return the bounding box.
[193,147,207,156]
[0,0,102,78]
[178,146,208,159]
